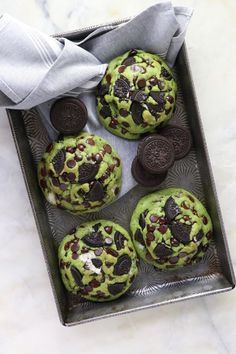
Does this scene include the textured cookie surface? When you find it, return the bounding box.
[58,220,138,301]
[96,49,177,140]
[38,133,122,213]
[130,188,213,269]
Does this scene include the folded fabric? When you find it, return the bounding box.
[1,2,193,199]
[0,2,192,109]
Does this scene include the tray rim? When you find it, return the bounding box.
[7,19,235,326]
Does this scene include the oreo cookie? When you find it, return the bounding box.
[137,134,175,174]
[160,125,192,160]
[52,149,65,175]
[78,163,99,183]
[50,97,88,135]
[131,157,167,188]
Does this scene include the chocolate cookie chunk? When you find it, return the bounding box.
[137,134,175,174]
[83,232,104,247]
[164,196,181,221]
[131,157,167,187]
[52,149,65,175]
[113,255,132,275]
[50,97,88,134]
[78,163,99,183]
[160,125,192,160]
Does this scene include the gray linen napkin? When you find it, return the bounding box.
[0,2,193,197]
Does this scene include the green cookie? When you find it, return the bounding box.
[130,188,213,269]
[96,49,177,140]
[38,133,122,214]
[58,220,138,301]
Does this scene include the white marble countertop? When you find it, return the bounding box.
[0,0,236,353]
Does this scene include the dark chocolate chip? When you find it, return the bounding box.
[103,144,112,154]
[91,258,103,268]
[119,108,129,117]
[170,222,192,245]
[150,77,158,86]
[134,229,145,246]
[202,216,208,225]
[52,177,60,186]
[108,282,126,295]
[89,279,100,288]
[121,128,128,135]
[137,79,146,88]
[118,65,126,73]
[130,102,144,125]
[158,224,168,234]
[93,153,102,163]
[106,248,119,257]
[114,75,130,99]
[105,261,113,268]
[114,231,126,250]
[60,183,67,191]
[83,232,104,247]
[164,196,181,221]
[113,254,132,276]
[131,157,167,188]
[71,266,83,287]
[154,243,173,258]
[50,97,88,135]
[52,149,65,175]
[169,256,179,264]
[166,95,174,103]
[137,134,175,174]
[78,163,99,183]
[100,105,112,118]
[104,226,112,234]
[71,243,79,252]
[106,74,111,83]
[66,159,76,168]
[122,56,136,66]
[67,172,76,182]
[160,125,192,160]
[94,248,103,256]
[86,138,95,145]
[77,144,85,151]
[87,181,104,202]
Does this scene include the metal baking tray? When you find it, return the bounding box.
[7,20,235,326]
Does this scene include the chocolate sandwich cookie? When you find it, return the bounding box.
[96,49,177,140]
[50,97,88,135]
[160,125,192,160]
[131,157,167,188]
[58,220,138,301]
[130,188,213,270]
[37,133,122,214]
[137,134,175,174]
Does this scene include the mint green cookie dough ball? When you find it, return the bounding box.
[58,220,138,301]
[96,49,177,140]
[38,133,122,214]
[130,188,213,269]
